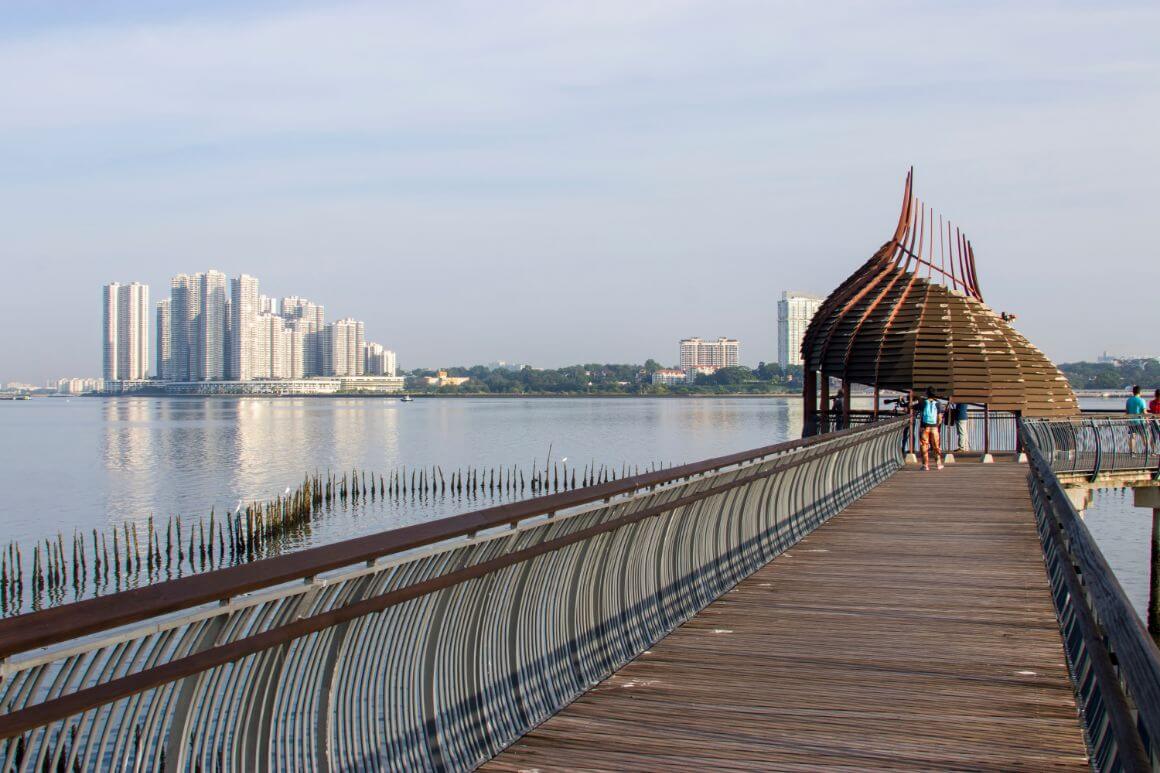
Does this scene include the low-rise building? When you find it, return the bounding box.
[423,370,471,387]
[651,368,688,385]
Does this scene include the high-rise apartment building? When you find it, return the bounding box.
[323,318,365,376]
[169,274,200,381]
[281,296,324,327]
[198,270,228,380]
[140,272,388,384]
[777,291,823,370]
[230,274,260,381]
[102,282,150,381]
[155,299,171,378]
[364,343,397,376]
[678,337,740,373]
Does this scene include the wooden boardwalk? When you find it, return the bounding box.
[484,463,1089,771]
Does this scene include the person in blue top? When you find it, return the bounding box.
[1127,385,1148,454]
[914,386,944,471]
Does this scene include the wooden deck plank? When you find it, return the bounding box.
[482,463,1088,771]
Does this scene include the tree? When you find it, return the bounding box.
[712,366,754,385]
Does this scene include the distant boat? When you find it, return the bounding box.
[400,395,414,402]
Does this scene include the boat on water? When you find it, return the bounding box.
[400,395,414,402]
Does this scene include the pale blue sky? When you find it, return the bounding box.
[2,1,1158,382]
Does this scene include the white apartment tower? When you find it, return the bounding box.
[198,270,228,380]
[323,319,365,376]
[169,274,200,381]
[777,291,823,370]
[155,299,171,379]
[678,337,740,372]
[230,274,260,380]
[102,282,150,381]
[363,342,397,376]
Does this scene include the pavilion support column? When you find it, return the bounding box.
[802,369,818,438]
[872,385,880,419]
[820,373,831,435]
[841,378,852,430]
[904,389,918,464]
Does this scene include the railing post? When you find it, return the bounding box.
[982,404,993,463]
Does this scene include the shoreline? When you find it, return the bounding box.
[79,391,808,400]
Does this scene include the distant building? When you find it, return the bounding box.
[679,337,740,375]
[424,370,471,387]
[230,274,260,381]
[102,281,150,381]
[1098,351,1158,364]
[198,270,229,380]
[778,291,823,370]
[163,376,403,396]
[323,318,366,376]
[364,343,397,376]
[155,299,171,379]
[56,377,104,395]
[651,368,688,385]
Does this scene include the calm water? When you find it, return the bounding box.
[0,396,805,550]
[1,394,1151,622]
[1082,488,1153,619]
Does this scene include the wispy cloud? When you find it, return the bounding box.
[1,1,1158,380]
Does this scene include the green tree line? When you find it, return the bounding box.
[402,362,803,395]
[1060,359,1160,390]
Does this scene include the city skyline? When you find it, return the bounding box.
[102,270,397,386]
[2,2,1159,382]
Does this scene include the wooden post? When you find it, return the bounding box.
[802,369,817,437]
[820,373,831,434]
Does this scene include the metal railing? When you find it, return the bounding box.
[0,419,905,771]
[1022,426,1160,771]
[1022,417,1160,479]
[823,408,1020,455]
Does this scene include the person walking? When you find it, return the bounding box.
[916,387,944,471]
[1127,385,1148,454]
[1150,388,1160,415]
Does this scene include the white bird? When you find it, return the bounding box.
[234,500,243,514]
[560,457,568,463]
[284,487,291,495]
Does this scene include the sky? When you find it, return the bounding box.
[1,0,1158,383]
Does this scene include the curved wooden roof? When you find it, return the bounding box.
[802,170,1077,416]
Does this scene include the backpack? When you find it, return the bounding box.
[921,399,940,426]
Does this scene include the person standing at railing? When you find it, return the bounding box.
[1127,385,1148,454]
[952,401,971,452]
[915,387,945,471]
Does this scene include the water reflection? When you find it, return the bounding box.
[2,396,803,551]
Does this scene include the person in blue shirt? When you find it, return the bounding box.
[914,386,944,471]
[1127,385,1148,454]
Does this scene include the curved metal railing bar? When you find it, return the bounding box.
[0,419,906,770]
[1022,425,1160,771]
[1021,417,1160,479]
